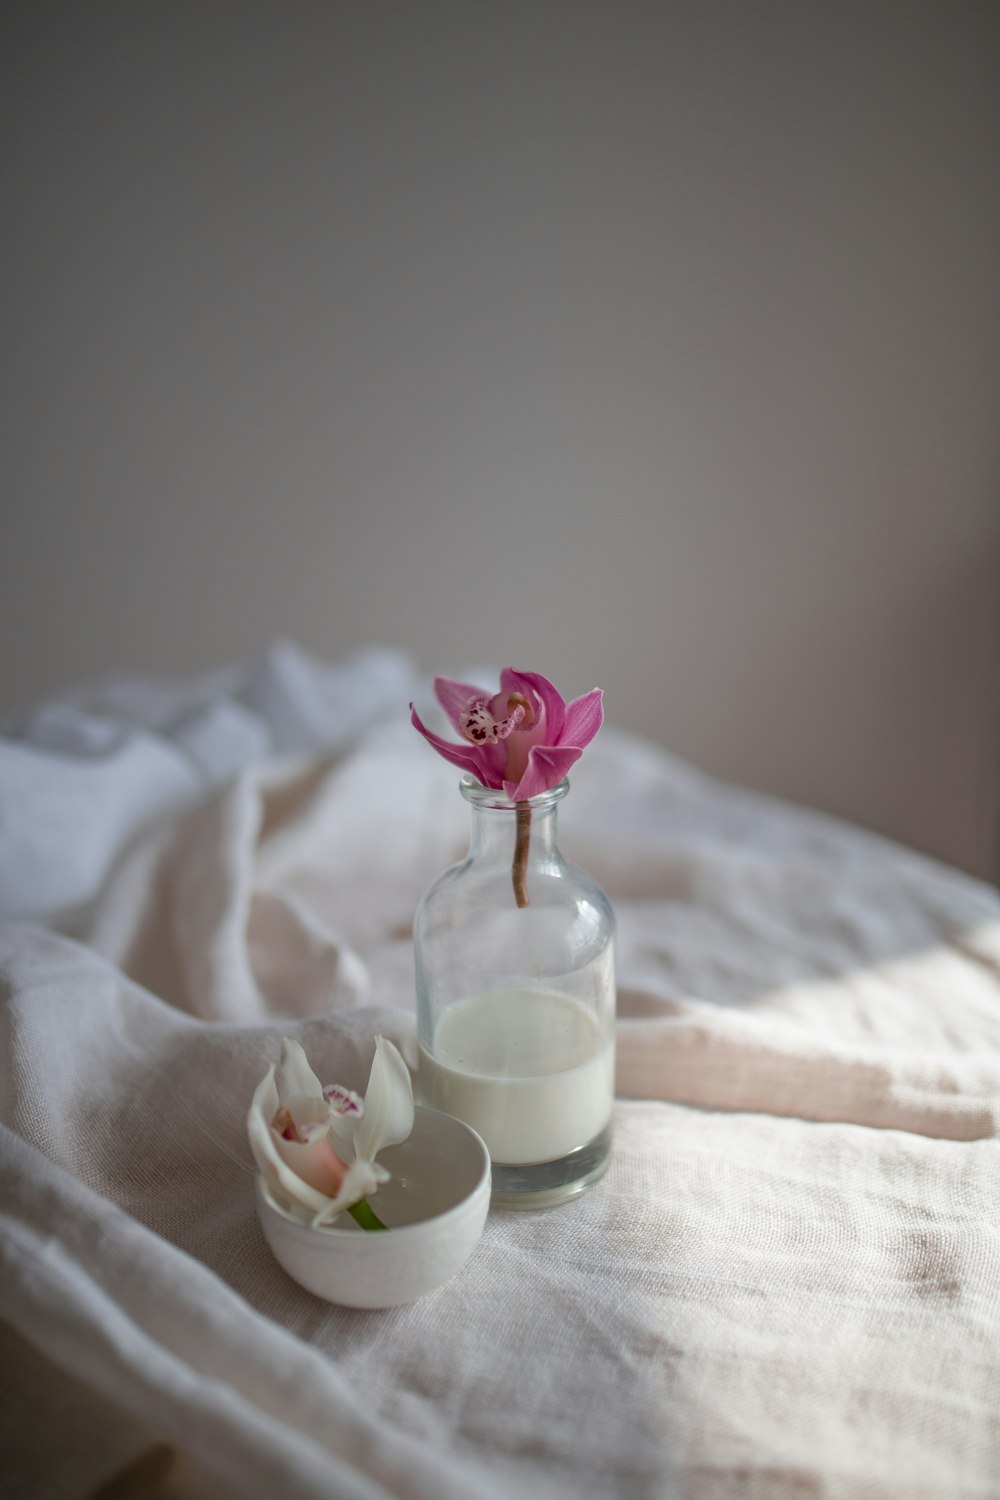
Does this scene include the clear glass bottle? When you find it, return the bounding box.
[414,775,615,1208]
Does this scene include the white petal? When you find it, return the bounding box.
[274,1037,324,1106]
[310,1157,390,1227]
[283,1093,332,1143]
[328,1114,359,1151]
[353,1036,414,1164]
[247,1066,332,1215]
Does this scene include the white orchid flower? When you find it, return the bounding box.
[247,1035,414,1230]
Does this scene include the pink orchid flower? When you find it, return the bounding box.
[410,668,603,801]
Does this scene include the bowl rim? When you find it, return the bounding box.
[255,1104,491,1243]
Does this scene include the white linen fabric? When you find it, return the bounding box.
[1,645,998,1500]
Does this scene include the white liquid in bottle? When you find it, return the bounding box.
[418,988,614,1165]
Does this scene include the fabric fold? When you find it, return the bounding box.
[2,645,1000,1499]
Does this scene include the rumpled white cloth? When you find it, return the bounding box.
[1,644,998,1500]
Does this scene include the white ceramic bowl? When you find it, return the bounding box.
[255,1105,491,1307]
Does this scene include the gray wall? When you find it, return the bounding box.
[2,1,998,878]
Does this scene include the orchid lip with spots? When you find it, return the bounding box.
[247,1035,414,1232]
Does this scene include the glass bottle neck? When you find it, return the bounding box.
[467,800,561,864]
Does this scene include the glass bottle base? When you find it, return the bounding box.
[489,1125,612,1210]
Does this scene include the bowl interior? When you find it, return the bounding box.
[366,1106,488,1227]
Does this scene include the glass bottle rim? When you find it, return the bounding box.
[459,775,569,811]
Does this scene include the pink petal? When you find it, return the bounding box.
[272,1128,350,1197]
[311,1158,390,1228]
[247,1069,332,1216]
[409,705,505,787]
[561,688,604,749]
[499,669,566,741]
[433,676,487,735]
[505,743,583,801]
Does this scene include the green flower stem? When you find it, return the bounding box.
[348,1197,388,1232]
[513,804,531,908]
